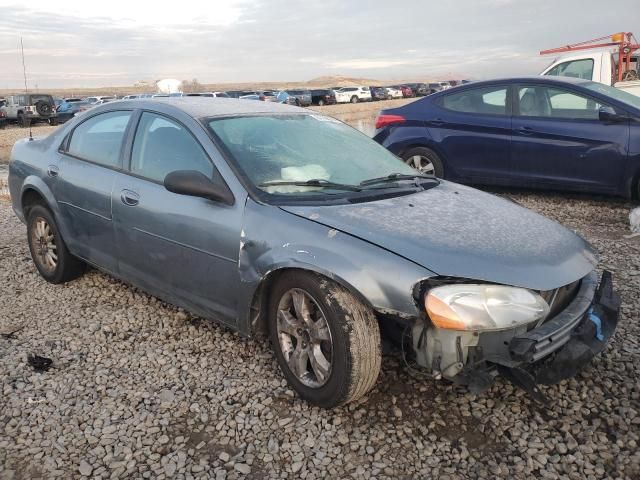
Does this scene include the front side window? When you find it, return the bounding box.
[207,114,417,197]
[67,111,132,167]
[441,86,508,115]
[545,58,594,80]
[517,86,604,119]
[130,112,213,183]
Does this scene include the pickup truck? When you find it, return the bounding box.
[541,50,640,96]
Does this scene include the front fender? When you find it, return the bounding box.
[236,199,434,334]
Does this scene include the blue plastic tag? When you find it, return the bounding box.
[587,307,604,342]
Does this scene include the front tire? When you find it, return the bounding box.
[350,96,359,104]
[268,272,381,408]
[318,99,325,106]
[402,146,445,178]
[27,205,85,284]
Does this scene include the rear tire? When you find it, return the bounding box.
[318,99,325,106]
[26,205,85,284]
[402,147,445,178]
[268,271,381,408]
[49,118,58,126]
[18,113,30,128]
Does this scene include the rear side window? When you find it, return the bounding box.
[130,112,213,183]
[67,111,132,167]
[545,59,594,80]
[441,86,508,115]
[517,85,604,120]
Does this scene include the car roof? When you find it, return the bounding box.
[460,76,592,87]
[89,96,305,118]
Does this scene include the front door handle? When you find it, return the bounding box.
[47,165,59,177]
[430,118,447,127]
[516,126,535,135]
[120,189,140,206]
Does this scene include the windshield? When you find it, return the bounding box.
[583,81,640,110]
[207,114,419,197]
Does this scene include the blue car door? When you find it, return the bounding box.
[427,84,512,184]
[54,110,133,272]
[510,84,629,192]
[112,111,245,326]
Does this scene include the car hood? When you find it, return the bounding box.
[280,182,597,291]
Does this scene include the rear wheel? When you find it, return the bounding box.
[268,271,381,408]
[26,205,84,284]
[318,99,325,106]
[402,147,445,178]
[49,118,58,126]
[18,113,30,128]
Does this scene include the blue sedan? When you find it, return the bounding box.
[374,77,640,198]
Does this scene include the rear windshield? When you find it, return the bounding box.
[29,95,54,104]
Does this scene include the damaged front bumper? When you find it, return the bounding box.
[414,270,620,402]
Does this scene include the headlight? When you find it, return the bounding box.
[425,284,549,332]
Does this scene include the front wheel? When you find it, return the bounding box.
[27,205,85,284]
[350,96,359,104]
[402,146,445,178]
[269,272,381,408]
[318,99,325,106]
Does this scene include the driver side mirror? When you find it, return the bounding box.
[599,106,626,123]
[164,170,234,205]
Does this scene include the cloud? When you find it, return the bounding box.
[0,0,638,88]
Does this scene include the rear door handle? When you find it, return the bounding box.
[516,126,535,135]
[47,165,59,177]
[120,189,139,206]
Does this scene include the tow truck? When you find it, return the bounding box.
[540,32,640,96]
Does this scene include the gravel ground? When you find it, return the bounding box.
[0,190,639,480]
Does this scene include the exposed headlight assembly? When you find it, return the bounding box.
[425,284,550,332]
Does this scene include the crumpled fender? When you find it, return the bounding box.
[236,198,434,334]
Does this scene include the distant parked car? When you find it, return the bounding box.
[310,89,336,106]
[369,87,389,101]
[334,87,371,103]
[394,85,414,98]
[427,83,444,94]
[405,83,429,96]
[0,109,7,129]
[3,94,58,126]
[85,96,116,104]
[385,87,404,99]
[374,76,640,197]
[56,99,92,123]
[282,90,312,106]
[185,92,231,98]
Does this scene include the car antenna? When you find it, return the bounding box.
[20,37,33,141]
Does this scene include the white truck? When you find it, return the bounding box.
[540,32,640,96]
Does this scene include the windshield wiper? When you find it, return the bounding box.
[258,179,363,192]
[359,173,439,187]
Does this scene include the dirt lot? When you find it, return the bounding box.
[1,100,639,479]
[0,125,58,165]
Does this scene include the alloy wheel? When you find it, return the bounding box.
[276,288,333,388]
[30,217,58,273]
[407,155,435,175]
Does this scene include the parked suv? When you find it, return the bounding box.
[283,90,312,107]
[334,86,372,103]
[4,94,58,126]
[310,89,336,106]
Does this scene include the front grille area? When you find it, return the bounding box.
[539,278,582,321]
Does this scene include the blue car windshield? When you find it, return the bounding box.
[207,114,418,196]
[583,81,640,110]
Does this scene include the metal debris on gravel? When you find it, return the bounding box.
[0,191,639,479]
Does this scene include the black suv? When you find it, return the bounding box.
[310,89,336,106]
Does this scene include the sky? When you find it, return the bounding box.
[0,0,639,88]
